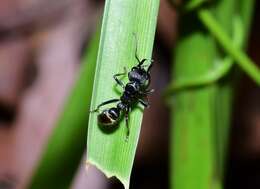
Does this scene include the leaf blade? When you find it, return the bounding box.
[86,1,159,188]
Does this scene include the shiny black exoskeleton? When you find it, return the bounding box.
[91,34,154,140]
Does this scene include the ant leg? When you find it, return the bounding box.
[145,88,155,94]
[142,88,155,94]
[147,59,154,73]
[139,89,154,96]
[125,107,130,141]
[137,59,147,67]
[138,99,150,108]
[113,67,127,88]
[90,99,119,112]
[143,60,153,87]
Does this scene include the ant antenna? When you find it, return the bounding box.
[133,33,141,63]
[133,33,154,71]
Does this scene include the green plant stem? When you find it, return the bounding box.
[198,9,260,85]
[170,0,256,189]
[164,15,243,95]
[239,0,255,41]
[170,11,219,189]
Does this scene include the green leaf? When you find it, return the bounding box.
[86,0,159,188]
[27,30,100,189]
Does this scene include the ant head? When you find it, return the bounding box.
[128,66,150,86]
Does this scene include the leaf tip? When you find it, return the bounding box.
[85,158,130,189]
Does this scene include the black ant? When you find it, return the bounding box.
[91,34,154,140]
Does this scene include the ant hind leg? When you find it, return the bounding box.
[124,107,131,141]
[90,99,119,113]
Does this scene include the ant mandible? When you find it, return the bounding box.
[91,33,154,140]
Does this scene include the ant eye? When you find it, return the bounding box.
[131,67,137,71]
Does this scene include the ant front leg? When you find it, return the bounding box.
[137,59,147,67]
[124,107,131,141]
[113,67,127,89]
[90,99,119,112]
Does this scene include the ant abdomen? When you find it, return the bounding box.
[97,108,120,126]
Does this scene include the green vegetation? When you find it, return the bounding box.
[168,0,257,189]
[27,29,99,189]
[27,0,259,189]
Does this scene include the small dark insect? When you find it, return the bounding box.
[91,34,154,140]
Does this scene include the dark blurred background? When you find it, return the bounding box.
[0,0,259,189]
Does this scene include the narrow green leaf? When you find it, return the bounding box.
[27,30,99,189]
[170,0,207,11]
[86,1,159,188]
[185,0,208,11]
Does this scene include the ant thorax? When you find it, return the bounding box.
[125,82,140,94]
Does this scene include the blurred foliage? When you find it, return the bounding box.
[27,29,100,189]
[25,0,259,189]
[169,0,256,189]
